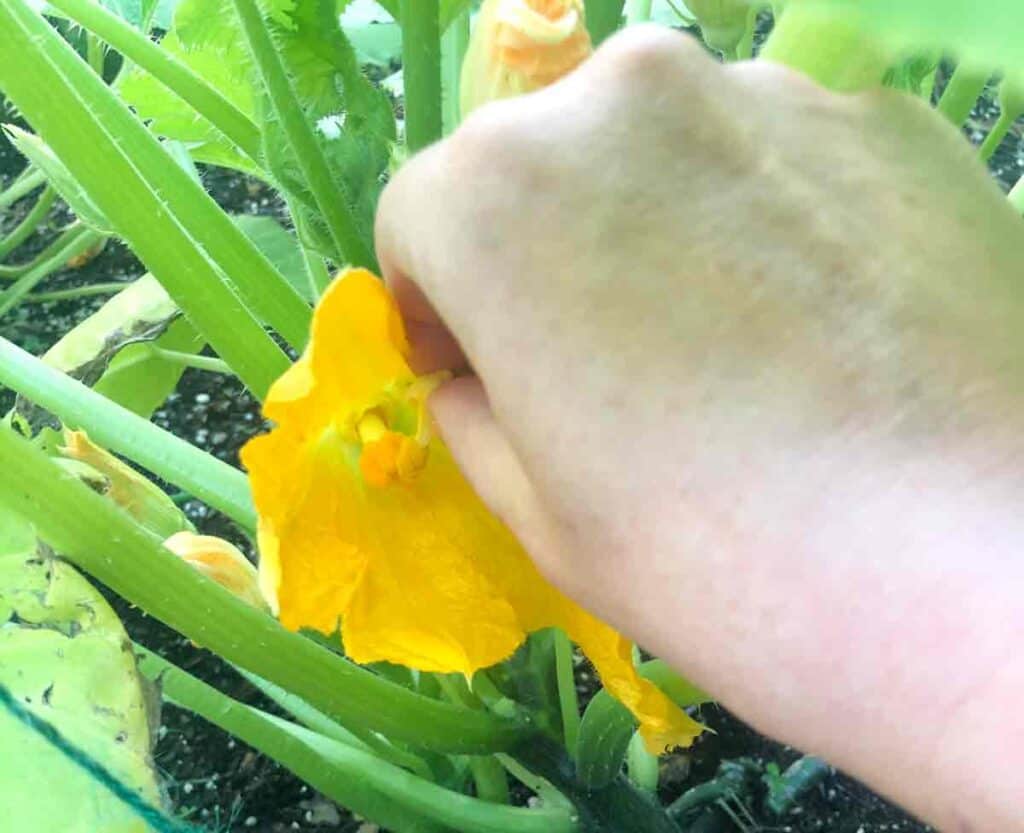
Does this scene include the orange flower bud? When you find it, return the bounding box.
[460,0,593,118]
[163,532,269,611]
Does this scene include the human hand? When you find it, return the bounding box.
[377,26,1024,831]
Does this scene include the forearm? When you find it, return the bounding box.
[624,440,1024,831]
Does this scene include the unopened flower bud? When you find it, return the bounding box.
[164,532,268,611]
[460,0,593,118]
[61,429,192,539]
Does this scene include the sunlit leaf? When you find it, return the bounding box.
[13,276,198,427]
[232,214,311,301]
[795,0,1024,78]
[117,29,260,176]
[5,127,114,233]
[0,508,163,833]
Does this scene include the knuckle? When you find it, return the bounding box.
[448,100,530,169]
[596,24,705,81]
[729,59,830,100]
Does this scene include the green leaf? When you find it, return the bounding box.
[142,648,551,833]
[232,214,311,301]
[884,51,939,99]
[487,630,562,740]
[0,334,257,532]
[342,1,402,66]
[89,0,179,29]
[5,127,113,233]
[12,275,199,426]
[792,0,1024,81]
[273,0,397,227]
[575,661,709,789]
[144,644,570,833]
[165,0,395,263]
[0,425,529,754]
[235,0,387,267]
[0,509,162,833]
[586,0,626,45]
[374,0,472,32]
[116,29,262,176]
[94,318,205,418]
[0,0,299,394]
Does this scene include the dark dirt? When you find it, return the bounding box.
[3,71,1020,833]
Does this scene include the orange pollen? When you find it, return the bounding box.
[357,414,429,488]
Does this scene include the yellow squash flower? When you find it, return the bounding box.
[241,269,702,752]
[461,0,593,117]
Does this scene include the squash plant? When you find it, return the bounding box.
[0,1,1022,831]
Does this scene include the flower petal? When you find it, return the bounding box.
[561,606,706,754]
[243,268,703,753]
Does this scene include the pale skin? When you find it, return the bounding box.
[376,26,1024,832]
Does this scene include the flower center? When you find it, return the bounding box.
[354,373,449,488]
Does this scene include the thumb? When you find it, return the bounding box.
[429,376,558,560]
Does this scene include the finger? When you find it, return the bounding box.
[376,139,452,360]
[429,376,546,545]
[390,273,469,375]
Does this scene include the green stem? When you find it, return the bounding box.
[86,30,104,76]
[0,0,301,393]
[576,660,709,789]
[0,185,56,259]
[553,630,581,755]
[765,756,830,815]
[141,344,232,375]
[139,649,571,833]
[937,64,990,128]
[401,0,443,153]
[46,0,262,161]
[301,245,332,301]
[236,667,435,780]
[1009,175,1024,214]
[0,225,98,280]
[22,281,125,303]
[0,335,257,530]
[469,757,511,804]
[663,0,694,25]
[759,4,891,92]
[290,205,333,300]
[441,7,470,136]
[495,754,574,810]
[0,227,103,318]
[231,0,376,270]
[511,734,683,833]
[626,732,659,793]
[585,0,626,44]
[436,674,511,804]
[0,425,529,755]
[979,110,1017,162]
[437,674,487,711]
[625,0,653,24]
[666,764,748,821]
[732,6,758,61]
[0,168,46,211]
